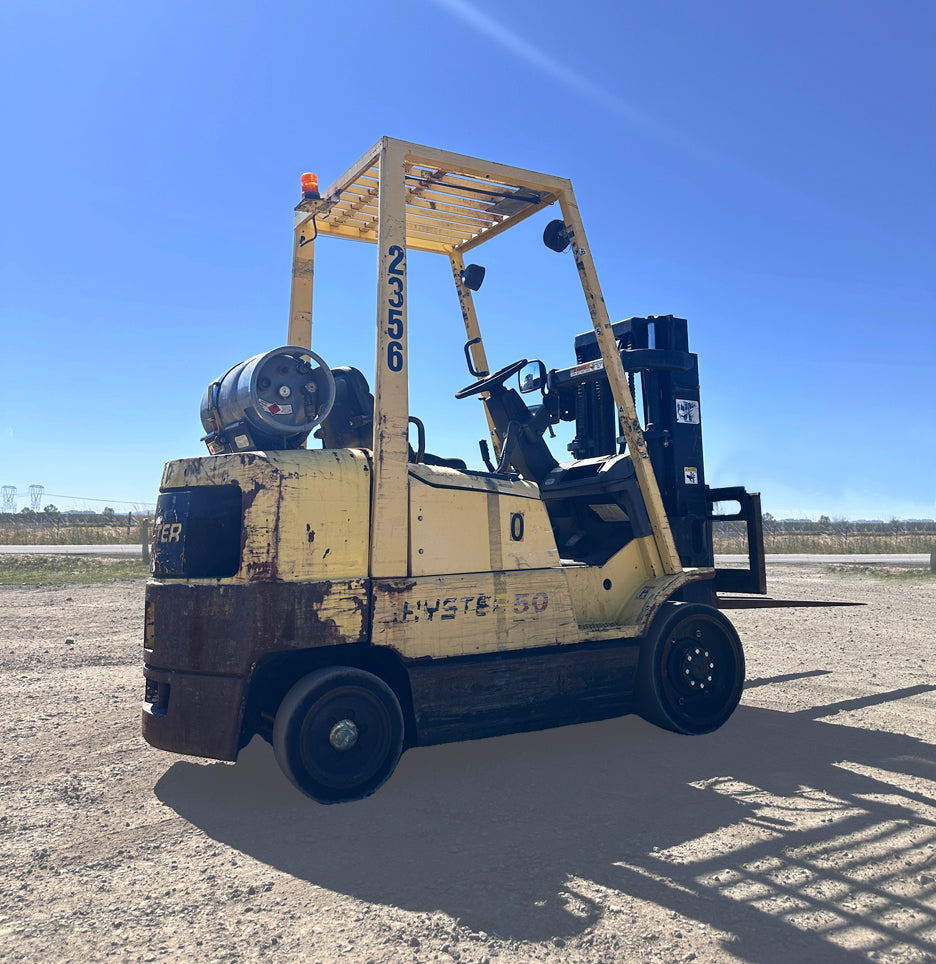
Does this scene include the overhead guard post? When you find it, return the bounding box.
[557,187,683,576]
[369,139,411,578]
[449,252,501,457]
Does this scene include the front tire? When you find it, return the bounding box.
[272,667,404,804]
[636,603,745,735]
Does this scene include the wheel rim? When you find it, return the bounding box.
[297,685,395,793]
[670,636,718,696]
[660,613,741,731]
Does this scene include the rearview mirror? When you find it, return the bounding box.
[543,219,570,253]
[460,263,486,291]
[518,360,547,394]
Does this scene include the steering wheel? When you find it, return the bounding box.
[455,358,528,399]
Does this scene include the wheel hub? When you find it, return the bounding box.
[329,719,359,751]
[678,642,716,692]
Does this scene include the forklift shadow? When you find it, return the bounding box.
[155,690,936,955]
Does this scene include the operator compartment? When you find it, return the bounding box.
[539,455,652,566]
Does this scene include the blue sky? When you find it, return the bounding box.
[1,0,933,519]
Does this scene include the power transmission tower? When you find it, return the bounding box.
[1,486,15,513]
[29,485,44,511]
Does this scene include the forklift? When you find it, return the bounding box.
[143,137,766,803]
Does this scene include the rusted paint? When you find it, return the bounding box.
[267,474,283,581]
[408,637,640,746]
[376,579,417,595]
[143,576,372,761]
[349,591,370,622]
[143,669,245,761]
[144,578,370,677]
[245,560,277,580]
[240,480,264,513]
[158,449,371,583]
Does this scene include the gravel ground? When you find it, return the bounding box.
[0,564,934,964]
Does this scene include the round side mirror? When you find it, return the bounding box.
[543,219,570,253]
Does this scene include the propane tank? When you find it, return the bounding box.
[199,346,335,455]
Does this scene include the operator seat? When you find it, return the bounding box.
[316,367,467,470]
[316,367,374,449]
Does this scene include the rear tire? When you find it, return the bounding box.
[273,666,404,804]
[636,602,745,735]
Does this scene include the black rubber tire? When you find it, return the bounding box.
[272,667,404,804]
[636,602,745,735]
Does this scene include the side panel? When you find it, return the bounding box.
[406,639,640,745]
[409,477,559,576]
[563,537,652,629]
[159,450,372,582]
[270,454,371,581]
[142,579,370,761]
[144,580,370,677]
[371,569,579,659]
[142,670,245,761]
[565,555,717,641]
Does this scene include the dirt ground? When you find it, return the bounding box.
[1,564,934,964]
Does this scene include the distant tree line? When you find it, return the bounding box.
[716,513,936,536]
[0,508,156,547]
[0,508,154,528]
[714,514,936,553]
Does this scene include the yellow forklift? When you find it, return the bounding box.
[143,137,766,803]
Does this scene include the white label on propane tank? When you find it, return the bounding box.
[259,399,293,416]
[676,399,700,424]
[684,467,699,484]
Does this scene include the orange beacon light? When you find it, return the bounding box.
[301,173,320,199]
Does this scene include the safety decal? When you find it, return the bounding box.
[570,359,605,377]
[676,399,700,424]
[684,467,699,484]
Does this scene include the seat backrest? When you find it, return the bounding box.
[318,367,469,471]
[316,367,374,449]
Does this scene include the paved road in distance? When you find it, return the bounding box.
[719,553,929,567]
[0,544,146,557]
